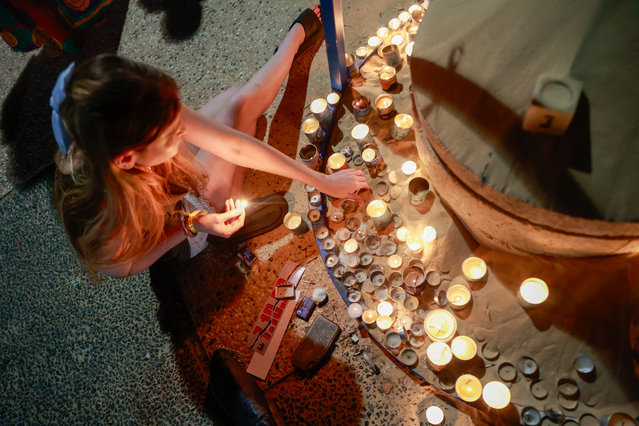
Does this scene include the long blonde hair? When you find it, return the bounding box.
[53,54,207,273]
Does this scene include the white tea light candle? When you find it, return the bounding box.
[310,98,331,125]
[399,11,411,22]
[343,238,359,254]
[388,18,401,31]
[422,226,437,243]
[376,26,390,41]
[518,278,549,307]
[351,123,371,148]
[425,406,445,426]
[376,315,393,330]
[362,309,377,325]
[402,160,417,176]
[377,300,393,316]
[407,235,423,253]
[355,46,369,60]
[368,35,381,49]
[424,309,457,342]
[451,336,477,361]
[378,66,397,91]
[455,374,482,402]
[462,256,487,282]
[446,284,471,309]
[482,381,511,409]
[396,227,410,242]
[326,92,340,110]
[426,341,452,371]
[405,41,415,56]
[387,254,403,269]
[283,211,308,235]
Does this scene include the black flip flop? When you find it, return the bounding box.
[207,193,288,247]
[274,6,324,56]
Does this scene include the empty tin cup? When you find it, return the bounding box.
[299,144,322,170]
[408,177,430,205]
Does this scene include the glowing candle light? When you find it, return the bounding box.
[283,211,309,236]
[374,94,395,118]
[405,41,415,56]
[387,254,403,269]
[301,117,324,144]
[402,160,417,176]
[348,303,363,318]
[399,11,412,23]
[310,98,331,125]
[424,309,457,342]
[326,92,340,110]
[426,341,453,371]
[390,34,404,48]
[451,336,477,361]
[377,300,393,316]
[388,18,401,31]
[378,66,397,91]
[362,309,378,325]
[408,4,423,14]
[355,45,369,60]
[376,26,390,41]
[351,123,371,148]
[422,226,437,242]
[326,152,347,172]
[446,284,471,309]
[396,227,410,242]
[407,235,423,253]
[425,406,445,426]
[239,200,248,209]
[343,238,359,254]
[376,315,393,330]
[367,200,392,228]
[482,381,511,409]
[518,278,549,307]
[392,113,414,140]
[368,35,381,49]
[361,148,377,163]
[455,374,482,402]
[408,5,424,22]
[462,256,487,282]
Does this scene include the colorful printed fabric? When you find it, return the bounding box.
[0,0,113,53]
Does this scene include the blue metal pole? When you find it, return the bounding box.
[320,0,348,91]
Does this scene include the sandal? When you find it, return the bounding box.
[207,192,288,247]
[275,6,325,57]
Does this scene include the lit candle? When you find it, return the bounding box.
[343,238,359,254]
[310,98,331,126]
[362,309,378,325]
[451,336,477,361]
[407,235,423,253]
[387,254,403,269]
[425,406,445,426]
[367,200,392,228]
[402,160,417,176]
[283,211,308,235]
[326,92,341,111]
[376,26,390,42]
[399,11,412,23]
[455,374,482,402]
[301,117,325,144]
[408,5,424,22]
[424,309,457,342]
[405,41,415,57]
[388,18,401,31]
[391,113,414,140]
[446,284,471,309]
[390,34,405,50]
[377,300,393,316]
[406,23,419,41]
[375,94,395,119]
[351,123,371,148]
[368,35,381,49]
[378,66,397,91]
[396,227,410,242]
[422,226,436,242]
[462,256,487,282]
[326,152,347,172]
[348,303,363,318]
[482,381,511,409]
[355,45,369,60]
[239,200,248,208]
[298,144,321,170]
[376,315,393,330]
[426,341,452,371]
[361,148,376,163]
[518,278,549,308]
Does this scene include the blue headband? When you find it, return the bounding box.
[50,62,75,154]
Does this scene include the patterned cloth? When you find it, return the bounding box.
[0,0,113,53]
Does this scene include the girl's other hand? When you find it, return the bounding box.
[196,198,245,238]
[323,169,369,201]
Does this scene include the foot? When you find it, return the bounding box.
[290,4,322,47]
[276,5,324,56]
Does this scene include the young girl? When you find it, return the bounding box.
[53,5,368,278]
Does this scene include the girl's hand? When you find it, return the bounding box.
[195,198,245,238]
[322,169,369,201]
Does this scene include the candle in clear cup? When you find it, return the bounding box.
[455,374,482,402]
[402,160,417,176]
[426,341,452,371]
[447,284,471,309]
[482,381,511,409]
[388,254,403,269]
[376,315,393,330]
[343,238,359,254]
[391,113,414,140]
[351,123,371,148]
[366,200,392,228]
[518,278,549,307]
[396,227,410,242]
[377,300,393,316]
[378,66,397,91]
[462,256,487,282]
[407,235,423,253]
[388,18,401,31]
[310,98,331,126]
[451,336,477,361]
[362,309,378,325]
[301,117,324,144]
[422,226,437,243]
[424,309,457,342]
[326,152,347,172]
[375,94,395,118]
[283,211,308,235]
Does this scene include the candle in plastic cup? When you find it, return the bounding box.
[402,161,417,176]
